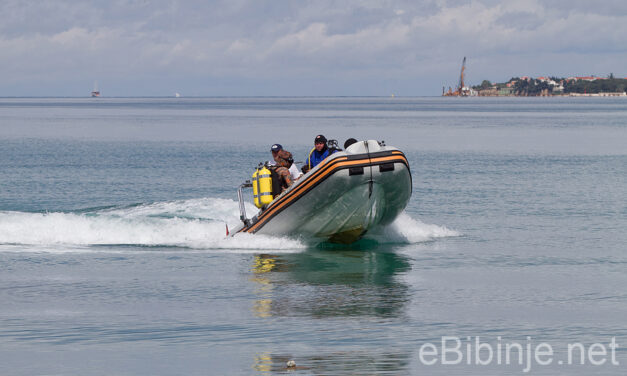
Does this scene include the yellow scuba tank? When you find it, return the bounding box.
[252,166,273,208]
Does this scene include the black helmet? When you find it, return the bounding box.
[344,138,357,149]
[314,134,327,145]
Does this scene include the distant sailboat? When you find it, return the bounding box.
[175,92,181,98]
[91,81,100,97]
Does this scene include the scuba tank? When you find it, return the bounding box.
[327,139,341,152]
[252,165,273,208]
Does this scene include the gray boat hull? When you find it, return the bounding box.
[235,140,412,244]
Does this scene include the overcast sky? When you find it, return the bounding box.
[1,0,626,96]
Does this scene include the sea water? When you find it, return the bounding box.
[0,97,626,375]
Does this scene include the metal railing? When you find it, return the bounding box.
[238,180,253,226]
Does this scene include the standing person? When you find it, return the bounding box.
[302,134,337,173]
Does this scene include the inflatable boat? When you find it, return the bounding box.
[231,140,412,244]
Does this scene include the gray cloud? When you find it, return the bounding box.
[1,0,626,96]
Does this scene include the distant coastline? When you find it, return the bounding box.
[471,76,627,97]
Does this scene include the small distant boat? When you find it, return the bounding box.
[175,92,181,98]
[91,81,100,97]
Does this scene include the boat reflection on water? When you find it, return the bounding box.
[250,248,411,318]
[253,350,410,374]
[251,248,412,374]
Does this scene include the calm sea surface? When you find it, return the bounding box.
[1,97,626,375]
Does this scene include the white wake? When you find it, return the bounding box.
[0,198,458,252]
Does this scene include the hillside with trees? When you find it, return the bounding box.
[563,76,627,94]
[472,75,627,96]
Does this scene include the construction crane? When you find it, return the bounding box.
[458,56,466,93]
[443,57,470,96]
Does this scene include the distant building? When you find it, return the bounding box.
[478,86,498,96]
[569,76,603,82]
[499,87,514,96]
